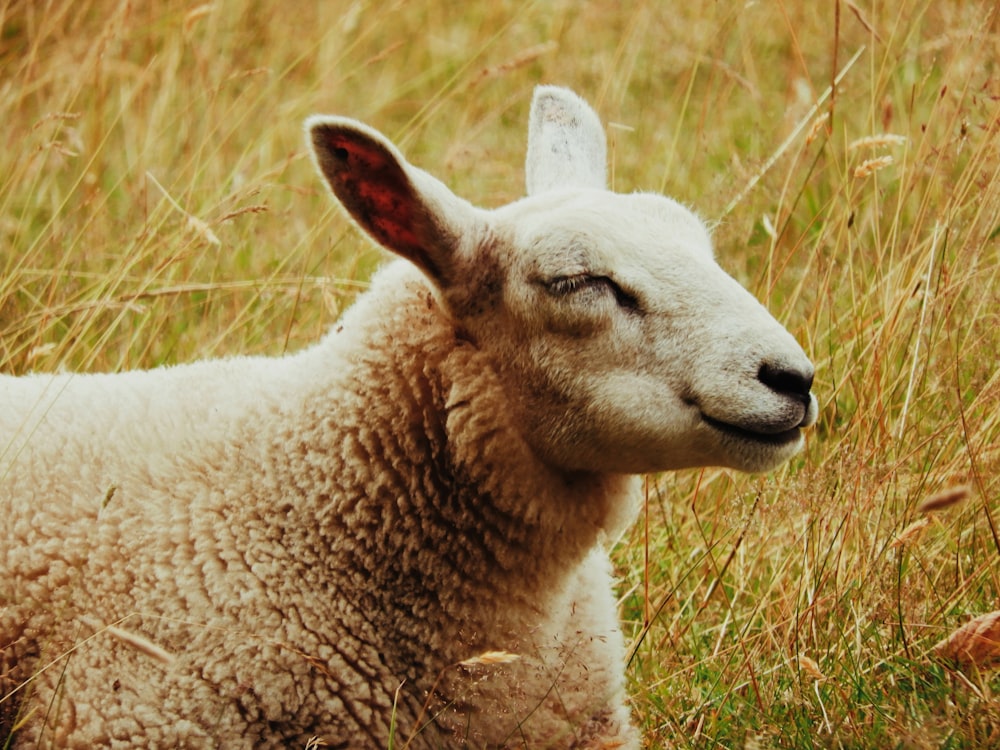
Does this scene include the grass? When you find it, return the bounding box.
[2,0,999,747]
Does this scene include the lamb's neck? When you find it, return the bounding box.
[321,331,625,598]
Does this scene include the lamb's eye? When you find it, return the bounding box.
[544,274,642,314]
[545,275,590,295]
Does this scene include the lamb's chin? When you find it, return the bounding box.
[708,423,806,473]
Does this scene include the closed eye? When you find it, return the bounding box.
[544,274,642,314]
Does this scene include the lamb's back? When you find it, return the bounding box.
[0,269,455,747]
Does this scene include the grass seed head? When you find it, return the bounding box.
[932,611,1000,670]
[805,112,830,145]
[854,155,895,178]
[890,516,931,548]
[917,484,972,513]
[797,655,826,681]
[848,133,908,150]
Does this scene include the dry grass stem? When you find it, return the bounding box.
[845,1,885,42]
[469,41,558,87]
[103,625,176,666]
[183,4,215,32]
[720,45,865,218]
[458,651,521,667]
[897,222,943,439]
[146,171,222,247]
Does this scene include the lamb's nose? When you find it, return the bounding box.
[758,359,814,405]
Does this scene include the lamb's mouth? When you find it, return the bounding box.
[702,414,802,446]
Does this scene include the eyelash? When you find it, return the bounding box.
[545,274,642,313]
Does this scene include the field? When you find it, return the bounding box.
[2,0,999,747]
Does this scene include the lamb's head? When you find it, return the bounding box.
[307,86,818,475]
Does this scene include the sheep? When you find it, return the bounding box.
[0,86,818,749]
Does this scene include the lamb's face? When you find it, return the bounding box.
[307,85,817,476]
[468,190,817,474]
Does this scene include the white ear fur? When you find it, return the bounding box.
[525,86,608,195]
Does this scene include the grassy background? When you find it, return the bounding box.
[3,0,999,747]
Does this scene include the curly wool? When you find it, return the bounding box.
[1,261,640,748]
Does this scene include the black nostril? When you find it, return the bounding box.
[758,361,814,400]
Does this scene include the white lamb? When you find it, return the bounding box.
[0,86,817,748]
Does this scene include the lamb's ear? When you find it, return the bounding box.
[525,86,607,196]
[307,116,477,284]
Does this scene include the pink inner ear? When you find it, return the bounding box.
[327,133,423,257]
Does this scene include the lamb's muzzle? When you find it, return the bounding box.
[701,352,819,464]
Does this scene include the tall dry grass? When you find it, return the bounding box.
[2,0,999,747]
